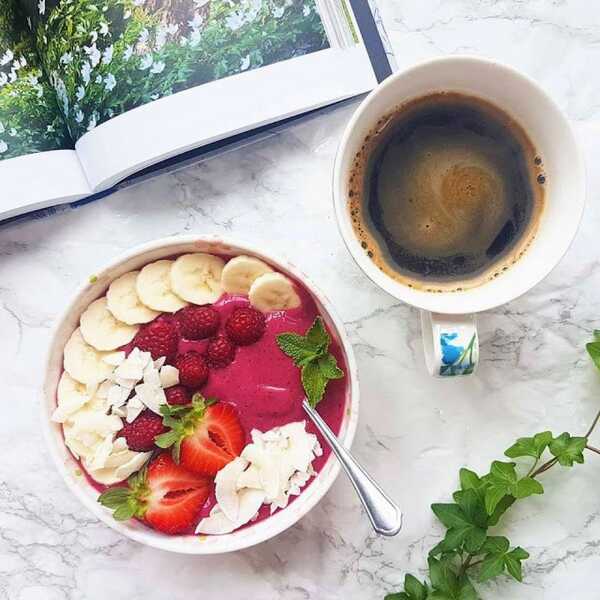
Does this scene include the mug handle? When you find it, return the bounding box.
[420,311,479,377]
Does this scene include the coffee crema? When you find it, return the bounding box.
[348,92,545,292]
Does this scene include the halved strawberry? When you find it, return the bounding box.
[98,453,211,535]
[155,393,245,476]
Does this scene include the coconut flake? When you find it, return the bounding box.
[159,365,179,388]
[134,382,166,415]
[215,457,248,522]
[126,395,144,423]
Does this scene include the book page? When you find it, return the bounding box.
[0,1,89,219]
[25,0,376,191]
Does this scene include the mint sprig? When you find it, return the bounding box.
[384,332,600,599]
[276,316,344,407]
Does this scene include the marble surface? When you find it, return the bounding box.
[1,1,600,598]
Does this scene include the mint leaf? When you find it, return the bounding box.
[276,333,318,366]
[586,341,600,371]
[549,432,586,466]
[301,360,327,407]
[306,316,330,350]
[278,317,345,407]
[505,431,552,459]
[317,353,344,379]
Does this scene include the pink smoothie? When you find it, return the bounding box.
[69,264,349,534]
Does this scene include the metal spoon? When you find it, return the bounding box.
[303,399,402,536]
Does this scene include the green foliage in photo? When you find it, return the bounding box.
[34,0,328,140]
[0,0,71,161]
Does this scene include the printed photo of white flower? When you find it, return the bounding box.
[16,0,330,141]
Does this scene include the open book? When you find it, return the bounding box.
[0,0,391,221]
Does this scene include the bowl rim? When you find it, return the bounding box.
[41,234,360,554]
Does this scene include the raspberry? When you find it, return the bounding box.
[133,319,179,362]
[176,306,220,340]
[176,351,209,388]
[165,385,191,406]
[119,410,166,452]
[225,307,265,346]
[206,334,236,368]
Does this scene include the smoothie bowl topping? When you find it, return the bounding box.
[50,249,349,539]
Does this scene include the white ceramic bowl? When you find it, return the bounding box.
[42,235,359,554]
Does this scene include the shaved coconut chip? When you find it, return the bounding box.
[159,365,179,388]
[196,489,265,535]
[236,465,262,490]
[134,382,166,414]
[107,384,129,408]
[113,437,128,452]
[215,457,248,521]
[88,447,151,485]
[126,395,144,423]
[153,356,166,369]
[86,382,99,398]
[143,363,161,388]
[102,351,126,366]
[89,434,115,470]
[112,406,126,418]
[63,406,122,462]
[112,375,137,390]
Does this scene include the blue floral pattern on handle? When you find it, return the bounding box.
[440,332,477,376]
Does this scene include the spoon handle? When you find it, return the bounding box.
[303,400,402,536]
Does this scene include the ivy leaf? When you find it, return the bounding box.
[481,536,510,554]
[549,432,586,466]
[459,468,482,491]
[431,502,487,554]
[505,431,552,459]
[402,574,429,600]
[504,548,530,582]
[487,495,515,526]
[483,462,543,514]
[428,556,459,596]
[478,555,505,582]
[587,341,600,371]
[514,477,544,499]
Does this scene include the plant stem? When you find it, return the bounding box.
[530,457,559,478]
[526,457,539,477]
[459,553,474,576]
[586,444,600,455]
[585,408,600,438]
[466,558,484,570]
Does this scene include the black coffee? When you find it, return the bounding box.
[348,93,545,291]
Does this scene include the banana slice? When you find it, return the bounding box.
[221,255,273,295]
[106,271,160,325]
[136,259,188,312]
[170,253,225,305]
[249,272,301,312]
[63,328,114,385]
[80,297,139,351]
[52,372,92,423]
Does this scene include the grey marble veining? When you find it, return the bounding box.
[2,1,600,598]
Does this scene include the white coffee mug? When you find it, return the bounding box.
[333,56,585,377]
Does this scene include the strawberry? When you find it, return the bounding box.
[206,334,236,368]
[156,393,245,476]
[225,307,265,346]
[176,306,220,340]
[133,318,179,362]
[98,453,211,535]
[118,410,166,452]
[176,351,209,388]
[165,385,191,406]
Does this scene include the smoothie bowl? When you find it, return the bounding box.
[42,236,358,554]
